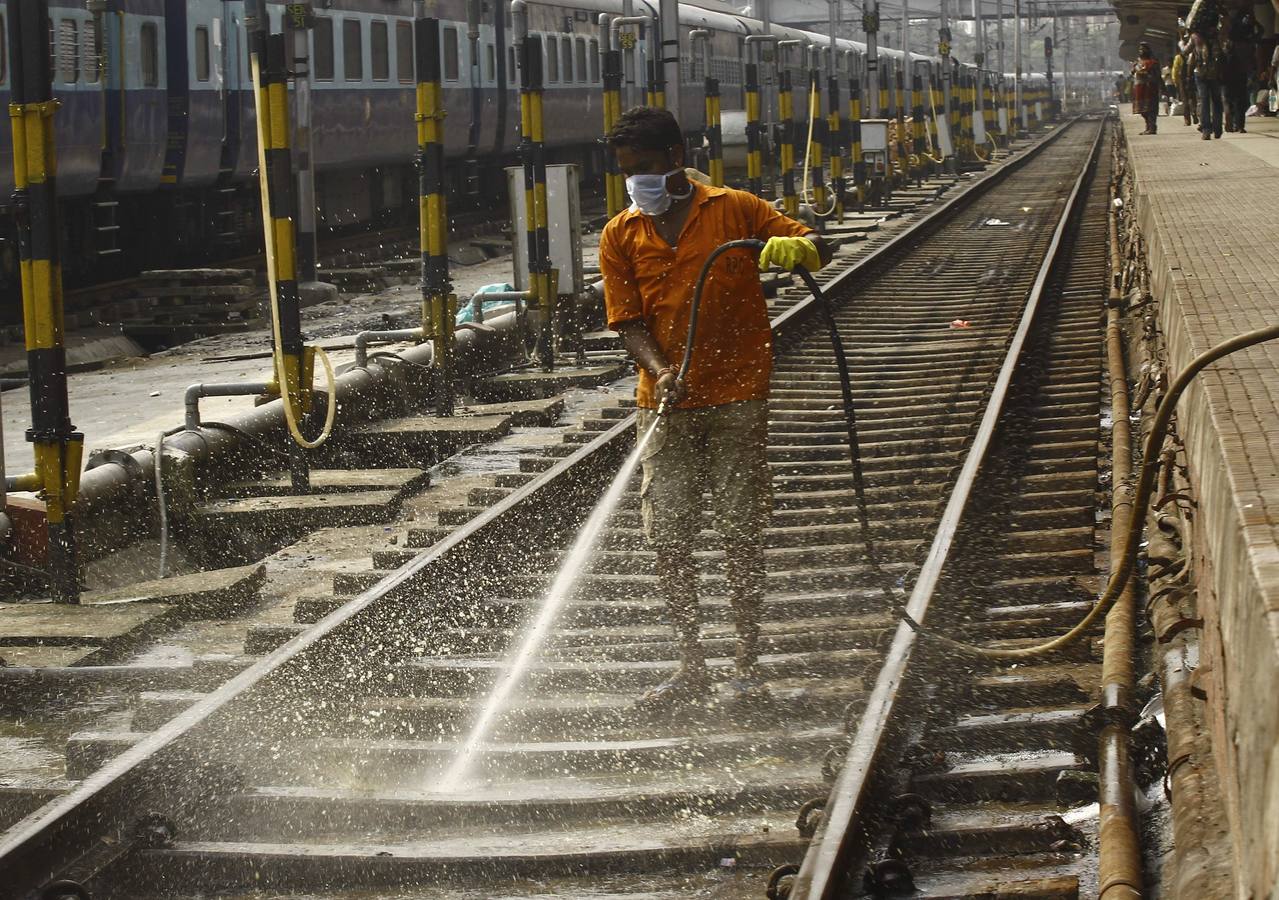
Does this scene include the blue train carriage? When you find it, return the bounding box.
[0,0,113,287]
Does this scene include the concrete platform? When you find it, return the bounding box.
[476,362,630,402]
[225,467,430,498]
[455,396,565,427]
[189,490,404,564]
[79,563,267,618]
[1120,109,1279,898]
[0,602,169,653]
[339,413,514,467]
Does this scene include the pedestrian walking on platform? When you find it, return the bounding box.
[598,107,833,709]
[1192,25,1226,138]
[1133,43,1162,134]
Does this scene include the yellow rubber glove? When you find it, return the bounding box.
[758,235,822,272]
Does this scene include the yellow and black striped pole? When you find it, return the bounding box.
[518,28,555,369]
[602,45,625,216]
[705,80,723,187]
[826,68,844,221]
[645,59,665,109]
[691,30,723,187]
[251,21,313,490]
[807,67,826,222]
[416,16,457,416]
[911,67,925,183]
[894,64,909,184]
[779,69,797,216]
[7,0,83,601]
[849,68,865,209]
[745,59,763,196]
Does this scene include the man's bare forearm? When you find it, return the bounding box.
[616,320,670,376]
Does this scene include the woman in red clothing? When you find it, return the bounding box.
[1133,42,1163,134]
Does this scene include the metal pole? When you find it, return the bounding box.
[973,0,985,126]
[416,15,457,416]
[901,0,910,61]
[514,1,555,370]
[939,0,954,167]
[6,0,84,601]
[864,0,880,117]
[252,14,313,491]
[621,0,635,107]
[1013,0,1023,131]
[995,0,1006,82]
[658,0,680,120]
[760,0,774,129]
[288,5,317,284]
[601,16,625,216]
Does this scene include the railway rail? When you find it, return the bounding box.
[1,115,1123,899]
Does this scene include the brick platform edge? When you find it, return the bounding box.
[1123,122,1279,897]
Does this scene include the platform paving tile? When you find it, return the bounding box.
[1120,111,1279,898]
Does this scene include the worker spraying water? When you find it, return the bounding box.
[600,107,832,709]
[438,108,835,788]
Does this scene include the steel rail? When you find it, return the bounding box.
[0,118,1078,898]
[790,114,1109,900]
[771,115,1081,345]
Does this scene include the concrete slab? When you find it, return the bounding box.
[476,362,630,402]
[340,413,513,467]
[189,491,403,564]
[0,602,170,647]
[225,468,429,498]
[0,645,101,667]
[79,563,267,618]
[456,396,565,427]
[1121,108,1279,899]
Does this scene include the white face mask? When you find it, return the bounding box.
[625,167,692,216]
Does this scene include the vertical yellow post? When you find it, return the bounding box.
[8,0,84,601]
[416,16,456,415]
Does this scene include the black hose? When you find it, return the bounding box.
[676,239,898,604]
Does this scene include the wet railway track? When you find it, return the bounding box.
[1,117,1120,899]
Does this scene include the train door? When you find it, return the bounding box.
[221,1,256,181]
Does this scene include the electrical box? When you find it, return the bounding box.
[505,164,584,296]
[860,119,890,176]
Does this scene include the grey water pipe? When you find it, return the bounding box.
[611,13,655,102]
[690,29,711,77]
[64,309,534,558]
[184,382,273,432]
[353,328,429,369]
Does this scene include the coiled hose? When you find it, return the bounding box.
[672,239,897,603]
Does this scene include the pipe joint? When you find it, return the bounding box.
[354,328,429,369]
[184,382,274,432]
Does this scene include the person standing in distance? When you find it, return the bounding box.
[597,107,833,708]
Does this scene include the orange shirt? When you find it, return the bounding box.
[600,182,815,409]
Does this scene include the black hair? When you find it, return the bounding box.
[605,106,683,153]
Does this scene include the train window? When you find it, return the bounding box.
[589,39,599,82]
[443,26,459,81]
[0,15,6,85]
[561,36,572,83]
[575,38,586,83]
[486,43,495,82]
[58,19,77,83]
[313,17,334,80]
[545,35,557,81]
[83,17,99,83]
[371,21,388,80]
[343,19,363,81]
[140,22,158,87]
[508,45,515,78]
[194,26,210,82]
[396,21,412,83]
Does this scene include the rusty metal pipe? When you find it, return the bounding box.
[1097,162,1143,900]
